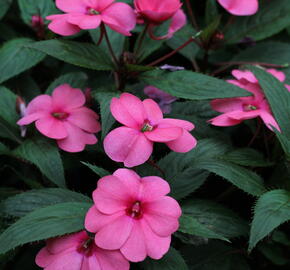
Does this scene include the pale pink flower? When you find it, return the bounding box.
[217,0,258,16]
[17,84,101,152]
[85,168,182,262]
[103,93,197,167]
[209,69,290,131]
[36,231,130,270]
[134,0,186,40]
[144,86,177,114]
[46,0,136,36]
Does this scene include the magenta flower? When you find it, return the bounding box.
[85,168,182,262]
[36,231,130,270]
[217,0,258,16]
[209,69,290,131]
[134,0,186,40]
[103,93,197,167]
[144,85,177,114]
[17,84,101,152]
[46,0,136,36]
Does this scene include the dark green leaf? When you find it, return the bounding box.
[249,189,290,251]
[46,72,88,94]
[17,0,57,25]
[0,202,92,255]
[12,138,66,188]
[181,199,249,239]
[0,188,92,217]
[0,0,12,19]
[140,70,251,100]
[192,160,266,196]
[92,91,119,139]
[141,248,188,270]
[0,38,45,84]
[220,148,273,167]
[27,39,113,71]
[81,162,109,178]
[225,0,290,43]
[179,215,229,241]
[232,41,290,66]
[166,25,199,61]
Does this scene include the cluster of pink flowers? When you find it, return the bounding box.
[46,0,187,40]
[209,69,290,131]
[36,169,181,269]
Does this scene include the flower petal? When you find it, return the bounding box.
[259,111,280,131]
[141,219,171,260]
[35,116,68,139]
[25,95,53,114]
[17,112,47,126]
[217,0,258,16]
[208,113,242,126]
[143,197,181,237]
[47,14,81,36]
[104,127,153,167]
[85,206,123,233]
[110,93,145,128]
[57,122,97,152]
[144,127,182,142]
[67,107,101,133]
[140,176,170,201]
[102,3,136,36]
[166,129,197,153]
[211,98,244,113]
[120,222,147,262]
[167,9,186,39]
[158,118,194,130]
[52,84,86,110]
[95,215,134,250]
[143,98,163,125]
[55,0,87,13]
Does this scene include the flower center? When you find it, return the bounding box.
[77,238,94,257]
[88,8,100,15]
[127,201,142,219]
[51,112,69,120]
[141,121,154,132]
[243,104,257,111]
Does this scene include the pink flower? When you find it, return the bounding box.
[17,84,101,152]
[103,93,197,167]
[134,0,186,40]
[85,168,182,262]
[46,0,136,36]
[217,0,258,16]
[36,231,130,270]
[144,86,177,114]
[208,69,290,131]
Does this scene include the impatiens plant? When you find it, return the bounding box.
[1,0,290,270]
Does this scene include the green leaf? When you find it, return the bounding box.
[0,202,92,255]
[81,162,109,178]
[248,66,290,138]
[90,27,125,58]
[12,137,66,188]
[0,87,22,143]
[0,38,45,84]
[17,0,57,25]
[200,16,221,43]
[166,25,199,61]
[181,199,249,239]
[182,241,250,270]
[92,91,119,139]
[205,0,219,25]
[0,188,92,217]
[0,142,9,154]
[220,148,273,167]
[158,139,231,199]
[140,70,251,100]
[232,41,290,66]
[249,189,290,251]
[179,215,229,242]
[141,248,188,270]
[46,72,88,94]
[192,160,266,196]
[0,0,12,19]
[27,39,113,71]
[225,0,290,43]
